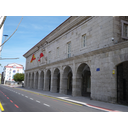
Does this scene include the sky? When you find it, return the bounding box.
[0,16,69,73]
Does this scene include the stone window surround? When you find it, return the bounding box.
[48,51,51,63]
[81,34,86,48]
[56,47,59,58]
[67,41,71,58]
[121,20,128,39]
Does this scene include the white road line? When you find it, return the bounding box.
[43,103,50,107]
[18,93,20,94]
[21,94,24,96]
[25,96,28,98]
[36,100,40,103]
[30,98,33,100]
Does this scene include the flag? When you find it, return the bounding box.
[30,54,36,63]
[38,53,44,61]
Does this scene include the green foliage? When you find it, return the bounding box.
[13,73,24,82]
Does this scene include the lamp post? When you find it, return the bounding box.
[3,34,8,40]
[0,34,8,58]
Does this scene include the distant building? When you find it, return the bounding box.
[3,63,24,83]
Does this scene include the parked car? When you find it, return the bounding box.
[22,81,24,87]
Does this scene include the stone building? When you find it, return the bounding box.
[23,16,128,105]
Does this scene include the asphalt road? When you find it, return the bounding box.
[0,84,104,112]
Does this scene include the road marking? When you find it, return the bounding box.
[25,96,28,98]
[36,100,40,103]
[18,93,20,94]
[58,97,69,99]
[10,100,13,103]
[0,102,4,111]
[21,94,24,96]
[7,97,9,99]
[14,104,19,108]
[43,103,50,107]
[4,87,119,112]
[30,98,33,100]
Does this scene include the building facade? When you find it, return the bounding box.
[23,16,128,105]
[3,63,24,83]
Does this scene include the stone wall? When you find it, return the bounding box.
[25,16,114,70]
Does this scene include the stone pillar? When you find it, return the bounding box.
[72,75,82,96]
[27,74,30,88]
[30,73,32,88]
[38,71,42,90]
[51,76,57,93]
[33,72,36,89]
[24,73,27,87]
[50,69,57,92]
[43,70,49,91]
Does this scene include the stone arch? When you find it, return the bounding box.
[46,69,51,91]
[116,61,128,105]
[76,63,91,97]
[39,70,44,90]
[35,71,39,89]
[52,68,60,93]
[62,65,73,95]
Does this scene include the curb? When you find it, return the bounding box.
[14,88,121,112]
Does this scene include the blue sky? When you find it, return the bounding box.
[0,16,69,73]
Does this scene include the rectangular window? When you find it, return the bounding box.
[48,51,51,63]
[121,20,128,39]
[67,42,71,58]
[123,24,128,37]
[56,47,59,58]
[82,34,86,47]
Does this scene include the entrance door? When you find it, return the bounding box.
[57,73,60,92]
[49,75,51,91]
[81,70,91,97]
[67,72,72,95]
[117,61,128,105]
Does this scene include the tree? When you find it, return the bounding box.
[13,73,24,82]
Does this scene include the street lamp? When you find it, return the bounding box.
[0,34,8,52]
[3,34,8,40]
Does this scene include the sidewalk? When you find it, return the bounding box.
[3,84,128,112]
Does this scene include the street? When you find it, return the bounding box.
[0,84,104,112]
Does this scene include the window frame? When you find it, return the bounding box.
[81,34,86,48]
[67,42,71,58]
[121,20,128,39]
[48,51,51,63]
[56,47,59,58]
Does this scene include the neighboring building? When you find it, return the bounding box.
[3,63,24,83]
[23,16,128,105]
